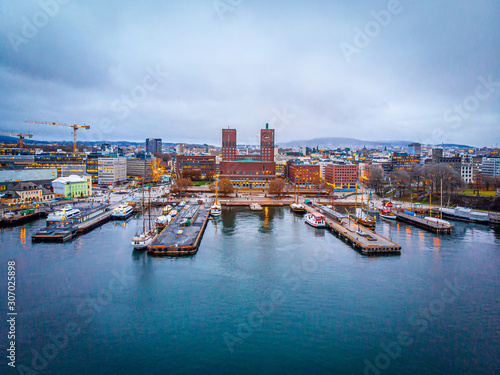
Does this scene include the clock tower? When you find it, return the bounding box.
[260,123,275,162]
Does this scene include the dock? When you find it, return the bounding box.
[306,204,401,255]
[148,201,211,256]
[395,211,452,234]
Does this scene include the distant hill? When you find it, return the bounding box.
[280,137,474,149]
[280,137,413,149]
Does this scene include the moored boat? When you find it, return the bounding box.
[290,202,306,213]
[305,212,326,228]
[111,204,134,219]
[440,206,489,223]
[379,209,397,221]
[210,175,222,217]
[131,230,156,249]
[250,203,263,211]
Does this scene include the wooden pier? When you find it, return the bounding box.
[306,205,401,255]
[395,211,452,234]
[147,201,211,256]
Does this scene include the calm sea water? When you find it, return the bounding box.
[1,207,499,375]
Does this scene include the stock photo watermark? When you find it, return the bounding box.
[16,268,132,374]
[431,74,500,144]
[213,0,243,21]
[83,65,168,143]
[8,0,71,53]
[360,279,466,375]
[340,0,413,63]
[223,244,332,353]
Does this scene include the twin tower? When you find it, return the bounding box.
[221,124,275,162]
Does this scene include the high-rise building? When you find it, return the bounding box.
[260,123,275,162]
[98,157,127,185]
[146,138,162,154]
[408,143,422,156]
[482,155,500,177]
[221,129,237,161]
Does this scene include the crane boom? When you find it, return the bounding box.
[0,131,33,148]
[25,119,90,152]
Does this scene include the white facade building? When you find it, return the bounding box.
[98,157,127,185]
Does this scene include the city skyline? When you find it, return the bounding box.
[1,1,499,147]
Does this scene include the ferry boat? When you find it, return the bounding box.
[304,212,326,228]
[131,230,156,249]
[290,202,306,213]
[379,209,397,221]
[111,204,134,219]
[440,206,489,223]
[47,207,81,222]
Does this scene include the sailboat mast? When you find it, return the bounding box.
[440,179,443,220]
[429,188,432,217]
[148,186,151,231]
[142,156,146,233]
[355,182,358,218]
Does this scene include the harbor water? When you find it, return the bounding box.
[1,207,499,374]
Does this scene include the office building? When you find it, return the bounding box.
[98,157,127,185]
[325,164,358,190]
[175,155,216,178]
[146,138,162,154]
[288,164,320,187]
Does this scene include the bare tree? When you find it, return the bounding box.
[268,179,285,196]
[366,166,385,196]
[392,169,411,198]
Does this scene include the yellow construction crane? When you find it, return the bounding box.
[0,131,33,148]
[25,120,90,152]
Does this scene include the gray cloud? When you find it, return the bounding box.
[0,0,499,147]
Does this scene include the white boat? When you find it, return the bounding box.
[162,205,172,215]
[170,209,178,217]
[111,204,134,219]
[290,202,306,213]
[131,230,156,249]
[47,208,81,222]
[305,212,326,228]
[440,206,489,223]
[210,174,222,217]
[210,203,221,217]
[424,217,452,227]
[155,214,172,228]
[250,203,263,211]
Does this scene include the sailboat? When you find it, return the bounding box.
[351,185,376,230]
[290,185,306,213]
[132,177,157,249]
[210,175,222,217]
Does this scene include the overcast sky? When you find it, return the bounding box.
[0,0,499,147]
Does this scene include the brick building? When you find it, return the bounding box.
[288,164,320,187]
[219,160,275,188]
[325,164,358,190]
[175,155,216,178]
